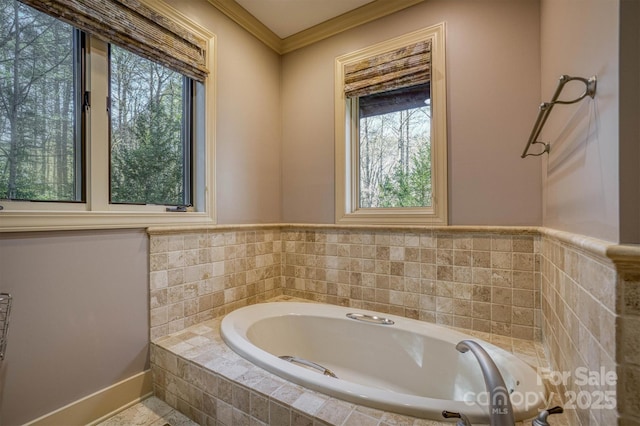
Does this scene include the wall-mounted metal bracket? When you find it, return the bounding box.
[521,75,597,158]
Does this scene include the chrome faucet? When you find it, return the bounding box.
[532,406,564,426]
[442,410,473,426]
[455,339,515,426]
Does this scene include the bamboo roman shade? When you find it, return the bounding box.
[344,40,431,99]
[18,0,209,82]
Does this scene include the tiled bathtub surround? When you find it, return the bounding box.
[149,227,283,340]
[280,228,540,340]
[614,248,640,426]
[149,225,541,341]
[539,231,618,426]
[150,298,559,426]
[147,224,640,425]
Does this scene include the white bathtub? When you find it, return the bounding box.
[221,302,545,422]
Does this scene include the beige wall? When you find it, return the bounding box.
[281,0,542,226]
[619,0,640,244]
[165,0,283,224]
[0,2,284,423]
[0,230,149,425]
[540,0,620,243]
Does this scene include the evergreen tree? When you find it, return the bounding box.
[378,142,432,207]
[109,44,185,206]
[111,100,184,205]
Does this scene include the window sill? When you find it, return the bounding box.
[336,207,447,226]
[0,210,215,232]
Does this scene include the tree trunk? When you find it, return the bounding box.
[6,1,21,199]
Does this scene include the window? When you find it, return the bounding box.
[0,2,80,202]
[358,83,432,208]
[109,44,191,206]
[0,0,216,231]
[335,24,447,225]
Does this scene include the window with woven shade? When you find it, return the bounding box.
[17,0,209,82]
[335,24,447,225]
[0,0,216,231]
[343,40,430,99]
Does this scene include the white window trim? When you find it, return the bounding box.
[0,1,217,232]
[334,23,448,226]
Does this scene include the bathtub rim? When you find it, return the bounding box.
[221,301,546,422]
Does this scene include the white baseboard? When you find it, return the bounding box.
[25,370,153,426]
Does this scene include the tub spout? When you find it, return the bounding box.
[442,410,472,426]
[456,340,515,426]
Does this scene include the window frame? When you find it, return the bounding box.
[0,1,216,231]
[334,23,447,225]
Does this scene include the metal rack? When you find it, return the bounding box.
[522,74,597,158]
[0,293,12,360]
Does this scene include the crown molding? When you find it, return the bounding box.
[206,0,281,52]
[281,0,424,54]
[207,0,424,55]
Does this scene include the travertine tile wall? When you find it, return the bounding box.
[618,269,640,425]
[539,233,618,426]
[149,226,542,341]
[149,228,283,340]
[280,228,540,340]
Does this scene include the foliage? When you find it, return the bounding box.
[0,0,75,201]
[109,45,185,206]
[111,102,184,205]
[378,142,432,207]
[359,103,432,208]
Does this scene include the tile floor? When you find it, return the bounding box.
[96,397,197,426]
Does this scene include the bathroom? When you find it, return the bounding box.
[0,0,638,425]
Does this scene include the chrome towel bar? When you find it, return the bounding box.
[522,74,597,158]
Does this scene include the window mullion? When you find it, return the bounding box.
[349,98,360,213]
[182,77,193,207]
[86,36,110,212]
[75,30,87,202]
